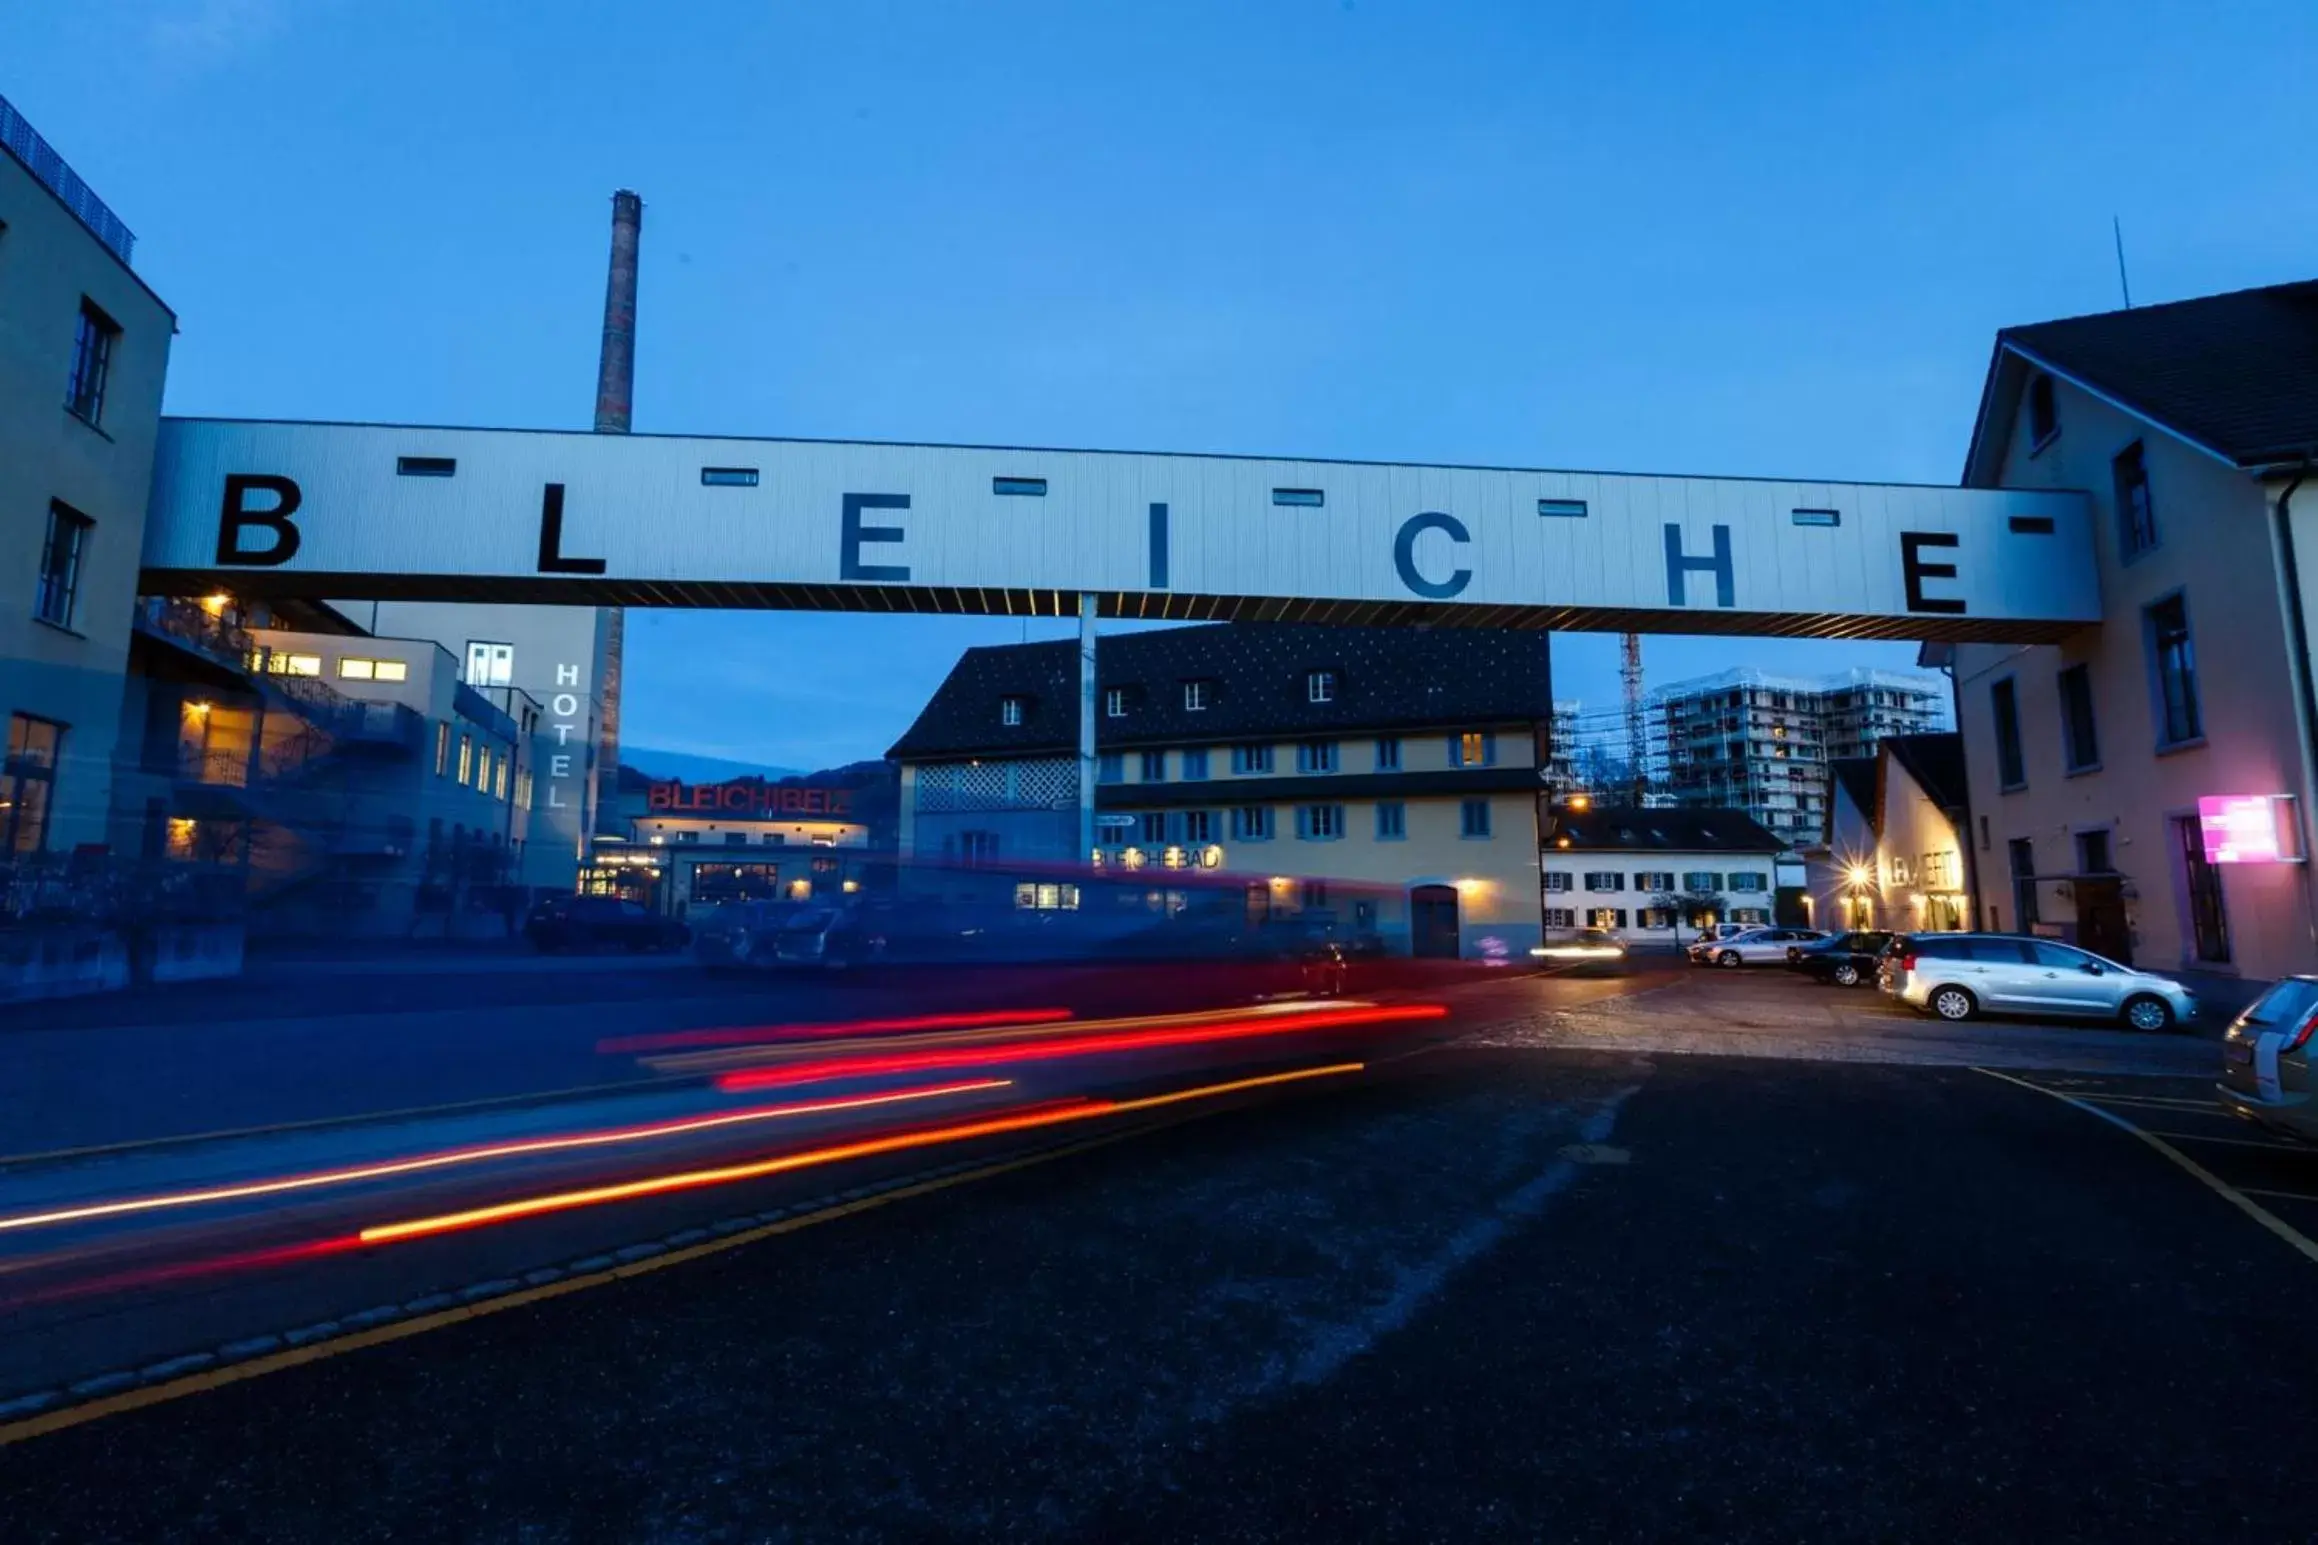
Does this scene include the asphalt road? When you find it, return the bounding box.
[3,1024,2310,1543]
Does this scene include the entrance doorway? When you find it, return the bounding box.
[1411,883,1459,959]
[2172,815,2231,964]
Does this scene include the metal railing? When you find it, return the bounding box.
[0,92,136,266]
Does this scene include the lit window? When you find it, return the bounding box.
[434,722,449,776]
[1453,731,1494,767]
[271,653,321,677]
[457,734,473,785]
[2,713,64,854]
[465,641,514,688]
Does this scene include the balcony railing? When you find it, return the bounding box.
[0,92,136,266]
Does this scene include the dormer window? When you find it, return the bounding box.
[1104,687,1126,719]
[1307,669,1336,704]
[1184,680,1211,712]
[1000,696,1024,727]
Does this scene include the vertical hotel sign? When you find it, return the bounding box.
[549,660,589,848]
[2197,794,2305,864]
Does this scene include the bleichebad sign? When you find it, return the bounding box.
[140,420,2098,641]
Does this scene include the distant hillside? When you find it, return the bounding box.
[619,747,803,785]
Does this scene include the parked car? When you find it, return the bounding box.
[2218,976,2318,1141]
[1699,927,1827,968]
[1879,932,2196,1029]
[526,895,690,954]
[691,900,807,972]
[1683,923,1756,965]
[1785,930,1896,988]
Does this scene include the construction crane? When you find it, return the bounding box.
[1620,632,1646,805]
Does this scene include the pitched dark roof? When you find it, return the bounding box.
[888,623,1551,760]
[1881,732,1967,816]
[1829,758,1879,826]
[1546,806,1785,854]
[1995,280,2318,469]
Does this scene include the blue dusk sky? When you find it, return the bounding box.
[12,2,2316,771]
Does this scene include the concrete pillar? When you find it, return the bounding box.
[1079,593,1098,864]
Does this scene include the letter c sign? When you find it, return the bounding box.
[1394,511,1472,600]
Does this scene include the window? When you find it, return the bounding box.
[1727,872,1768,893]
[1585,909,1628,930]
[495,754,510,801]
[2147,594,2202,746]
[2113,442,2158,558]
[1374,736,1401,771]
[1000,696,1023,727]
[1296,740,1338,774]
[1297,804,1345,840]
[64,299,118,426]
[1140,750,1166,782]
[2010,515,2055,535]
[2,714,64,853]
[397,456,457,477]
[1634,871,1675,893]
[1097,751,1123,784]
[1683,871,1723,892]
[993,476,1047,497]
[1543,907,1577,928]
[2058,664,2099,771]
[1183,810,1214,843]
[33,502,90,628]
[1452,731,1495,767]
[1543,872,1573,893]
[457,734,474,785]
[1183,748,1210,781]
[1791,508,1841,527]
[1307,670,1336,704]
[1375,801,1406,839]
[267,652,321,677]
[1583,871,1626,892]
[1990,678,2025,788]
[2028,373,2058,448]
[2008,838,2038,927]
[958,830,1000,865]
[1231,744,1273,775]
[1141,811,1169,845]
[338,657,410,683]
[2077,828,2114,874]
[1460,799,1491,838]
[1271,488,1324,507]
[1728,908,1771,925]
[1231,806,1273,841]
[432,722,451,776]
[1538,499,1587,519]
[1104,687,1126,719]
[465,641,514,688]
[1184,680,1211,712]
[1097,814,1136,844]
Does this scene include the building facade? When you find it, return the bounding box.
[0,95,174,865]
[1952,281,2318,981]
[889,624,1554,960]
[1651,667,1949,849]
[1539,807,1788,944]
[588,769,895,915]
[1800,734,1973,937]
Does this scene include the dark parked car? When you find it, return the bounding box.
[1786,929,1896,987]
[526,895,690,954]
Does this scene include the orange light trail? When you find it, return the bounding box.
[597,1008,1074,1057]
[0,1080,1012,1237]
[710,1003,1446,1093]
[358,1062,1365,1246]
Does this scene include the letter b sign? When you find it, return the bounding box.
[215,474,303,566]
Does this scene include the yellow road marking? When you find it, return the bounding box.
[2143,1130,2315,1152]
[1974,1067,2318,1269]
[0,1063,1363,1448]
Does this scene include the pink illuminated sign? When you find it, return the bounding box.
[2197,795,2299,865]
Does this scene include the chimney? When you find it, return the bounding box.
[594,190,643,433]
